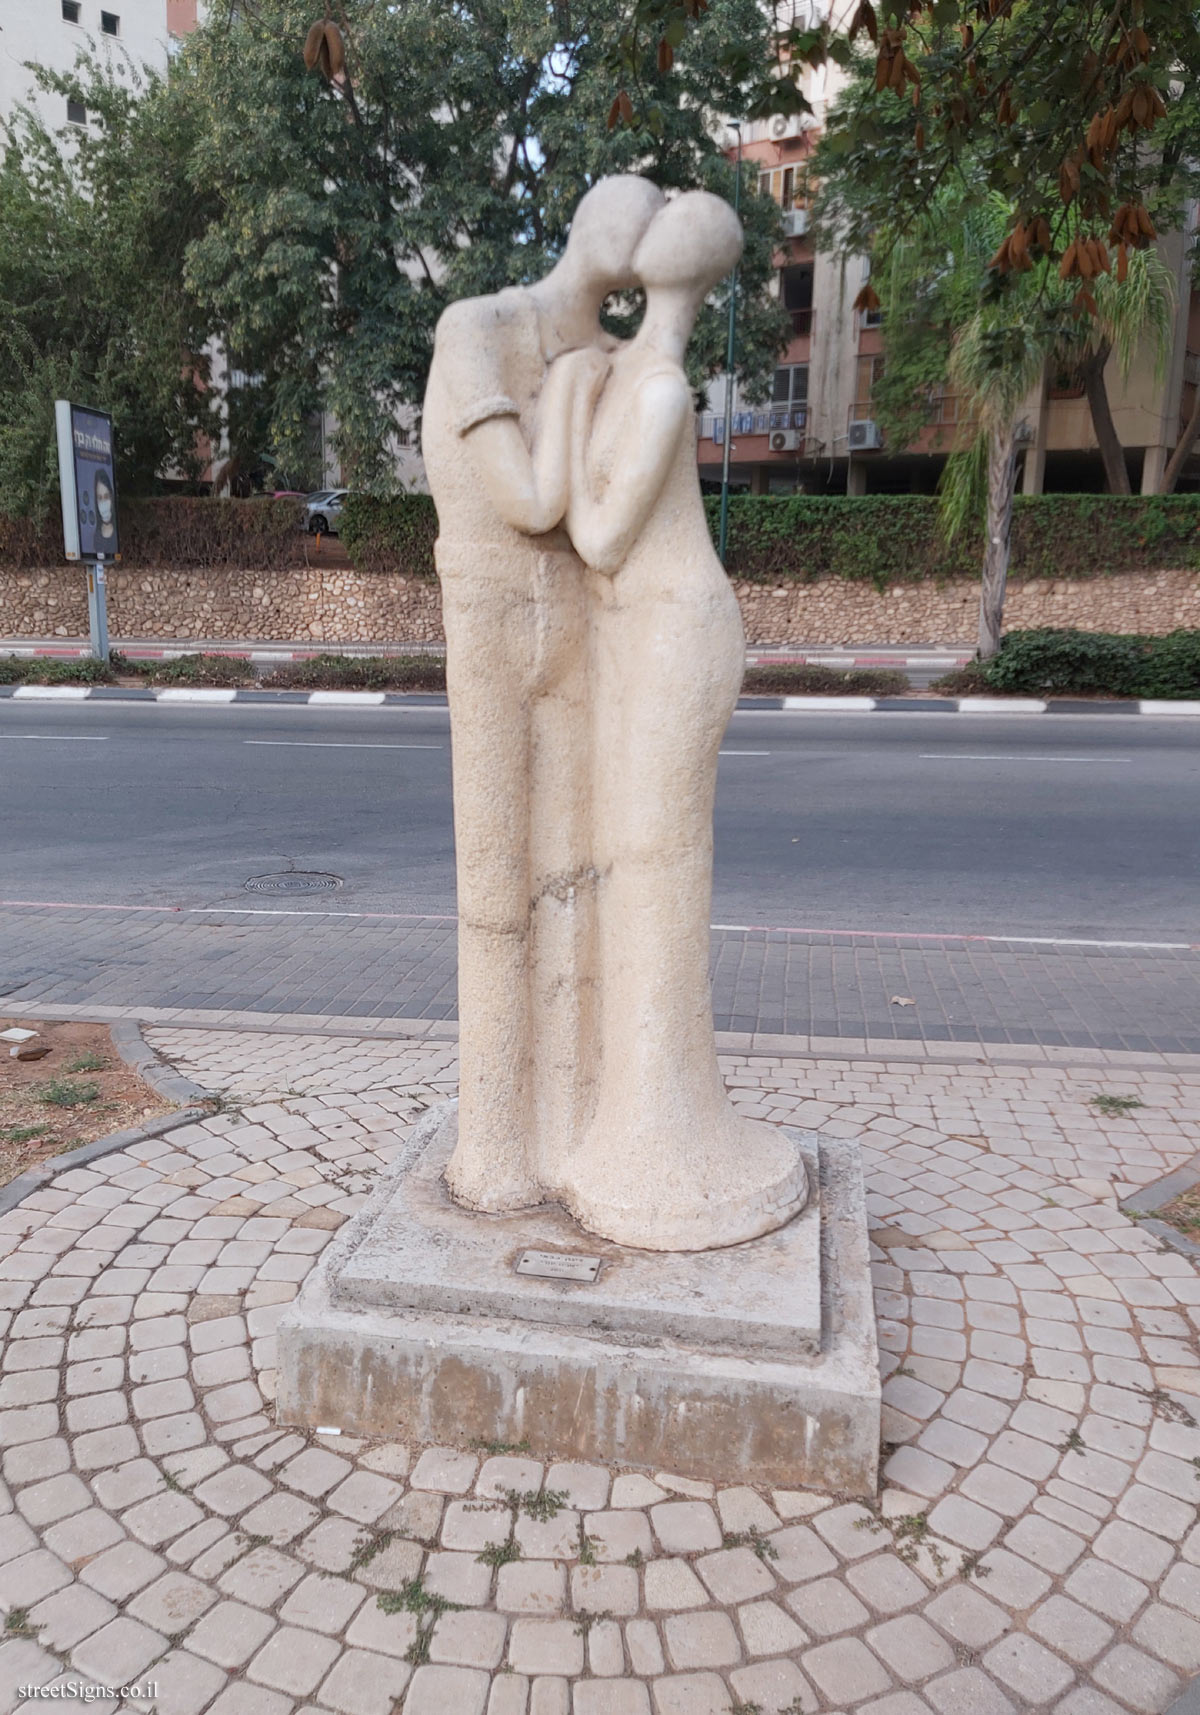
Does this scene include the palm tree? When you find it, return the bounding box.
[942,317,1047,660]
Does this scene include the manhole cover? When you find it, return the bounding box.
[244,872,342,895]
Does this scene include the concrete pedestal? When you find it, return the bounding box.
[277,1104,881,1494]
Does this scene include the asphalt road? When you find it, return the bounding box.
[1,700,1197,942]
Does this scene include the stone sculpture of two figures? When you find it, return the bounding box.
[423,174,810,1254]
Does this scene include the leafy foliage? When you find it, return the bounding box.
[0,64,219,517]
[959,626,1200,697]
[0,498,303,570]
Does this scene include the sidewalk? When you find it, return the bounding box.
[0,636,975,672]
[0,1021,1197,1715]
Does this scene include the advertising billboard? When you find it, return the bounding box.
[55,400,120,562]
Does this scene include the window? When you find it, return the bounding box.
[852,354,885,421]
[859,258,885,328]
[100,9,119,33]
[62,0,81,21]
[772,365,808,408]
[759,166,795,209]
[781,264,814,338]
[66,97,86,125]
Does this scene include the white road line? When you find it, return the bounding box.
[719,750,771,756]
[918,761,1124,768]
[709,923,1193,949]
[243,740,442,750]
[0,734,109,741]
[307,691,387,706]
[154,688,238,704]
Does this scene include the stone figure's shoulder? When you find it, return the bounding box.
[434,287,535,352]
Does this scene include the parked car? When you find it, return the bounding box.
[305,489,349,534]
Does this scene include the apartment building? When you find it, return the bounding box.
[0,0,199,136]
[698,80,1200,497]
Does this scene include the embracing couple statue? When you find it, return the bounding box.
[423,175,809,1253]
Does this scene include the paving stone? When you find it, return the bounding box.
[847,1553,931,1617]
[515,1506,580,1560]
[343,1598,419,1659]
[927,1495,1004,1551]
[587,1616,624,1677]
[530,1678,569,1715]
[17,1472,92,1527]
[191,1464,274,1517]
[588,1510,653,1563]
[572,1564,640,1617]
[279,1445,353,1496]
[27,1584,118,1652]
[129,1648,227,1715]
[315,1646,412,1715]
[648,1672,731,1714]
[642,1558,708,1612]
[1093,1517,1175,1582]
[694,1544,776,1604]
[867,1613,956,1682]
[815,1502,891,1561]
[278,1570,367,1634]
[1131,1600,1200,1672]
[729,1656,817,1712]
[973,1547,1054,1608]
[610,1475,666,1508]
[768,1523,840,1584]
[424,1549,494,1607]
[924,1665,1018,1715]
[127,1570,217,1632]
[429,1608,508,1669]
[327,1468,404,1522]
[649,1500,722,1554]
[486,1673,531,1715]
[715,1486,781,1536]
[187,1599,276,1667]
[121,1489,204,1547]
[237,1490,319,1544]
[216,1545,306,1606]
[497,1560,567,1616]
[410,1447,479,1494]
[785,1575,871,1637]
[982,1632,1075,1703]
[573,1681,652,1715]
[71,1615,168,1683]
[1026,1595,1112,1665]
[79,1540,167,1601]
[476,1456,545,1500]
[737,1596,808,1658]
[1064,1558,1150,1623]
[247,1624,341,1695]
[1090,1642,1181,1713]
[802,1635,892,1702]
[508,1618,585,1677]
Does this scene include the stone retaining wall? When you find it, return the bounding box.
[3,563,1197,646]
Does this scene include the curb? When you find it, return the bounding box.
[0,1021,216,1218]
[2,684,1200,715]
[1121,1150,1200,1262]
[0,1106,208,1218]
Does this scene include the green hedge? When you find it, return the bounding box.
[0,498,305,571]
[978,627,1200,698]
[337,492,1200,590]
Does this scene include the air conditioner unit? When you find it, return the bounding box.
[781,208,809,238]
[770,429,802,453]
[848,419,884,451]
[770,114,800,140]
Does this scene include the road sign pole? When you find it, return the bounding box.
[88,555,110,662]
[718,122,743,567]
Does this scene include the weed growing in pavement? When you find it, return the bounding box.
[722,1527,780,1563]
[959,1551,991,1580]
[476,1538,521,1568]
[1091,1092,1144,1115]
[888,1512,947,1575]
[1061,1428,1085,1452]
[161,1469,185,1493]
[346,1529,394,1577]
[65,1051,109,1073]
[506,1486,569,1523]
[238,1532,271,1550]
[1141,1386,1197,1427]
[4,1609,32,1637]
[0,1123,52,1145]
[572,1608,612,1640]
[730,1703,764,1715]
[472,1436,531,1455]
[577,1520,599,1566]
[377,1575,464,1666]
[624,1547,645,1569]
[36,1077,100,1108]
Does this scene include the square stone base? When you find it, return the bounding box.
[277,1105,881,1494]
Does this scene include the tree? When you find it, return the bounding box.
[0,65,218,516]
[178,0,792,491]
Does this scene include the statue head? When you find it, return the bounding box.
[632,190,743,299]
[558,175,667,295]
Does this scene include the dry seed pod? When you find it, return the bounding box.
[849,1,878,45]
[1009,222,1028,267]
[324,22,344,76]
[874,52,892,93]
[1035,217,1051,251]
[854,283,881,313]
[1058,240,1078,280]
[606,94,622,130]
[914,120,925,149]
[303,20,325,70]
[657,36,673,72]
[988,236,1011,271]
[618,89,634,124]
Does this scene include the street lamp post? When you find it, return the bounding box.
[717,121,743,566]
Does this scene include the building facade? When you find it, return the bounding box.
[697,26,1200,498]
[0,0,199,136]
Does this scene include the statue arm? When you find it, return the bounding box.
[566,373,689,576]
[462,413,570,536]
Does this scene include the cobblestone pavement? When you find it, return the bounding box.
[1,1029,1199,1715]
[4,904,1200,1054]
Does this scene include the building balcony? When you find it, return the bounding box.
[698,407,807,449]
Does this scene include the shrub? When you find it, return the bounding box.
[0,498,305,570]
[741,663,909,696]
[340,494,438,577]
[119,653,256,686]
[932,628,1200,698]
[260,653,446,691]
[0,655,114,684]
